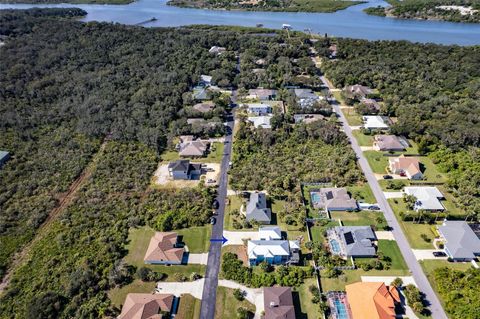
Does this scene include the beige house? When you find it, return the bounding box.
[389,155,423,180]
[144,232,184,264]
[373,135,407,151]
[118,293,174,319]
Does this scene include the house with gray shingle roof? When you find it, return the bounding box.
[311,188,358,212]
[167,160,202,180]
[245,192,271,224]
[327,226,377,259]
[263,287,295,319]
[438,220,480,261]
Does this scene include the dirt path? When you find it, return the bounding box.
[0,140,108,294]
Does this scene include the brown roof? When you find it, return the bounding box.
[263,287,295,319]
[119,293,174,319]
[389,155,422,177]
[346,282,400,319]
[179,140,209,157]
[374,135,406,151]
[144,232,184,263]
[193,101,215,113]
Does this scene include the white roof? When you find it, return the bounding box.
[200,75,212,83]
[247,103,271,110]
[363,116,389,129]
[248,240,290,259]
[248,116,272,129]
[259,226,282,240]
[404,187,445,211]
[289,240,300,250]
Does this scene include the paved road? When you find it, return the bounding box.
[199,111,234,319]
[320,76,448,319]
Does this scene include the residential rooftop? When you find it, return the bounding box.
[263,287,295,319]
[438,220,480,260]
[404,186,445,211]
[118,293,174,319]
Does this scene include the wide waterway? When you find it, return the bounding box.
[1,0,480,45]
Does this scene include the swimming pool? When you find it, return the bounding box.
[333,299,350,319]
[330,239,341,254]
[310,192,321,206]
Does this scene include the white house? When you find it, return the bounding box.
[363,116,389,130]
[247,103,272,116]
[259,226,282,240]
[404,187,445,211]
[248,116,272,129]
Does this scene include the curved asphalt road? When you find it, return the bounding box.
[320,75,447,319]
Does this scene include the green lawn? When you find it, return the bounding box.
[320,267,409,292]
[214,287,255,319]
[388,199,438,249]
[296,278,321,319]
[378,179,409,191]
[310,220,339,243]
[177,226,211,253]
[352,130,374,146]
[109,279,156,308]
[342,108,363,126]
[347,183,376,203]
[330,211,387,229]
[224,195,244,231]
[377,240,408,271]
[176,294,202,319]
[364,151,388,174]
[418,156,447,183]
[161,150,180,162]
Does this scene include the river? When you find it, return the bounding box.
[1,0,480,45]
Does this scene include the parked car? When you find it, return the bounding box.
[212,199,219,209]
[368,205,380,210]
[433,251,447,257]
[207,179,216,184]
[383,175,393,179]
[210,217,216,225]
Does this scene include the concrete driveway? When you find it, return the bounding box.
[375,231,395,240]
[156,279,205,299]
[223,230,259,245]
[383,191,404,199]
[186,253,209,265]
[218,279,264,319]
[412,249,447,261]
[360,146,375,151]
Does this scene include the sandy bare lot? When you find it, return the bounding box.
[152,162,220,188]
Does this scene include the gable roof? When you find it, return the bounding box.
[247,116,272,129]
[374,135,406,150]
[0,151,9,160]
[248,240,290,259]
[346,282,399,319]
[259,226,282,240]
[389,155,422,177]
[119,293,174,319]
[404,187,445,211]
[263,287,295,319]
[168,160,191,172]
[438,220,480,259]
[248,88,277,100]
[345,84,373,97]
[144,232,184,263]
[246,192,271,222]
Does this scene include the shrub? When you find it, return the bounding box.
[233,288,246,301]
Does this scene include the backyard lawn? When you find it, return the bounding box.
[388,199,438,249]
[352,130,374,146]
[177,226,211,253]
[330,211,386,229]
[296,277,320,319]
[347,183,376,203]
[176,294,202,319]
[364,151,388,174]
[309,220,339,243]
[214,287,256,319]
[417,156,447,183]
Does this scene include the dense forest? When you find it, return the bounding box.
[168,0,363,13]
[365,0,480,23]
[433,267,480,318]
[229,119,362,197]
[0,9,326,317]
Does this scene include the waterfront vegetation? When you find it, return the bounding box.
[365,0,480,23]
[168,0,364,13]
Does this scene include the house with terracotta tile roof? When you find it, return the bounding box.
[263,287,295,319]
[144,232,184,265]
[345,282,400,319]
[118,293,174,319]
[389,155,423,180]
